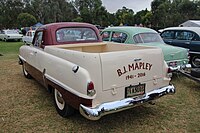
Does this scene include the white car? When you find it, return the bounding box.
[22,30,35,45]
[0,30,23,41]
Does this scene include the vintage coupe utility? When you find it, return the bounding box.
[19,22,175,120]
[101,26,191,71]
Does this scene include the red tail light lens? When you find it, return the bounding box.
[87,81,94,90]
[167,67,173,78]
[87,81,96,96]
[167,67,172,73]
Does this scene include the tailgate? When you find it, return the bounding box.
[100,48,164,91]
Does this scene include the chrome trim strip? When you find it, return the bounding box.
[18,55,26,65]
[79,85,175,121]
[189,51,200,55]
[18,55,26,62]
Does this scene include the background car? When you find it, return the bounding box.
[22,30,35,45]
[160,27,200,67]
[101,26,190,70]
[0,29,23,42]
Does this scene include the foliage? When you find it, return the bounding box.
[115,7,135,26]
[1,0,200,29]
[0,0,24,28]
[134,9,151,26]
[17,13,37,27]
[151,0,200,29]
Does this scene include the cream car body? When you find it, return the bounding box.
[19,22,175,120]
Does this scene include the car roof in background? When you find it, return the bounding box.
[27,30,36,32]
[162,27,200,35]
[103,26,158,35]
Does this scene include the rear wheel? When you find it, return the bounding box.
[191,68,200,78]
[54,88,74,117]
[191,56,200,68]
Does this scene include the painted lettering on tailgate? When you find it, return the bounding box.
[117,62,153,78]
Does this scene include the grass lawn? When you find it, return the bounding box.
[0,41,23,60]
[0,41,200,132]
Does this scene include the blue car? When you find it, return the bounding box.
[160,27,200,67]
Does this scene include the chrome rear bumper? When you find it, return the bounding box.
[169,64,191,71]
[79,85,175,120]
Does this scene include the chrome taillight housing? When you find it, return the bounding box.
[87,81,96,96]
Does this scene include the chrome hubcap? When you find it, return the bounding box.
[55,89,65,110]
[193,57,200,67]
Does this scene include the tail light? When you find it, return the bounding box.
[87,81,96,96]
[187,49,190,59]
[167,67,172,73]
[167,67,173,78]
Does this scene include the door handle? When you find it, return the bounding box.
[30,51,37,55]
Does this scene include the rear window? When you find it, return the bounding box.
[56,28,98,42]
[111,32,127,43]
[133,33,164,44]
[161,30,175,39]
[175,31,195,40]
[101,31,111,41]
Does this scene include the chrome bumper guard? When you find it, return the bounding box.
[169,64,191,72]
[79,85,175,120]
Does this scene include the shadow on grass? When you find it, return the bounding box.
[64,104,161,132]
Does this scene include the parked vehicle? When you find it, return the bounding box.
[160,27,200,68]
[19,22,175,120]
[101,26,190,71]
[179,68,200,83]
[22,30,35,45]
[0,29,23,41]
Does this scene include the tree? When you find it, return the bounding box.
[73,0,109,25]
[177,0,198,21]
[115,7,135,26]
[195,0,200,19]
[17,13,37,27]
[142,11,153,27]
[151,0,171,28]
[94,6,110,26]
[134,9,149,26]
[151,0,200,28]
[0,0,24,28]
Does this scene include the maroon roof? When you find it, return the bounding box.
[34,22,102,47]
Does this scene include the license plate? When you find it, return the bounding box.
[125,83,145,98]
